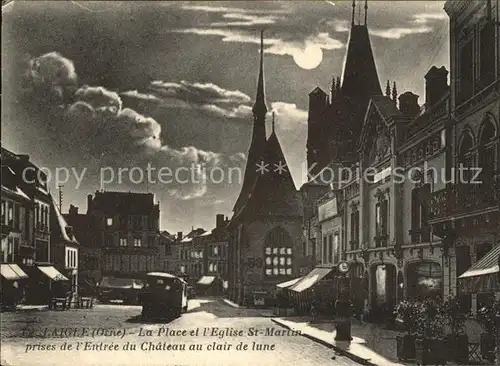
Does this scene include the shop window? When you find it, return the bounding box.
[407,261,442,300]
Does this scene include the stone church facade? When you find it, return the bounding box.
[227,32,304,306]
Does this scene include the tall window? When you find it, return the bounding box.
[458,39,473,102]
[350,209,360,250]
[411,184,431,243]
[323,236,327,263]
[479,22,495,86]
[7,201,13,226]
[106,217,113,227]
[334,233,340,263]
[375,198,388,247]
[1,200,6,224]
[264,227,293,276]
[134,238,142,247]
[120,237,128,247]
[328,234,333,263]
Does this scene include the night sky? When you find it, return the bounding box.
[1,1,449,233]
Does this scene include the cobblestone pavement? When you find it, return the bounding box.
[1,298,360,366]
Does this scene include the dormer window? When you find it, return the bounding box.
[106,217,113,227]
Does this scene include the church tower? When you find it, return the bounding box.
[233,30,268,214]
[306,0,382,176]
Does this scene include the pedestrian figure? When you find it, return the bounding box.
[360,299,369,324]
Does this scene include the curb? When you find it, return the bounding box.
[222,298,240,308]
[271,318,377,366]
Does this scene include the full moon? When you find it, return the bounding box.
[293,45,323,70]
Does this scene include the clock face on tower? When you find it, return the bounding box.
[338,261,350,273]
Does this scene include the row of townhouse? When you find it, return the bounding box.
[1,147,79,307]
[167,214,229,291]
[299,0,500,317]
[64,190,161,293]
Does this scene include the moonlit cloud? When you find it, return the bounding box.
[370,26,433,39]
[329,12,446,40]
[172,28,343,58]
[210,13,280,27]
[120,90,161,102]
[179,4,288,15]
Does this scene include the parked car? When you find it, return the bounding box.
[97,276,143,304]
[139,272,188,320]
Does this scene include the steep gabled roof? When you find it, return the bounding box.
[341,25,382,99]
[232,131,302,223]
[50,196,79,245]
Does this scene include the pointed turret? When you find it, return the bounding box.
[252,30,267,119]
[386,80,391,97]
[392,81,398,103]
[341,22,382,98]
[233,30,268,214]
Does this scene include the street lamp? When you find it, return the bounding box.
[335,260,353,341]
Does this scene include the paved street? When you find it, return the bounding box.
[1,298,359,366]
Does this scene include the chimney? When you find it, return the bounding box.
[216,214,224,229]
[87,194,93,213]
[69,204,79,216]
[398,92,420,117]
[177,231,183,242]
[65,226,74,239]
[425,66,448,107]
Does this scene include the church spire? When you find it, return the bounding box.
[232,29,268,214]
[252,30,267,119]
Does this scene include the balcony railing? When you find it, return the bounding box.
[429,182,499,222]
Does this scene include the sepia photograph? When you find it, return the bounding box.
[1,0,499,365]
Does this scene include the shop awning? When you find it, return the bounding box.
[1,263,29,280]
[276,277,302,289]
[38,266,68,281]
[289,267,334,293]
[197,276,215,285]
[459,245,500,279]
[99,276,143,289]
[458,245,500,293]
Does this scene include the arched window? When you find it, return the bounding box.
[458,131,475,182]
[406,261,442,300]
[264,227,293,277]
[478,117,497,181]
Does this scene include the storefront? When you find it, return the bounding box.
[458,244,499,299]
[370,263,396,319]
[289,265,336,315]
[196,276,222,296]
[0,263,29,307]
[25,264,69,305]
[406,261,443,300]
